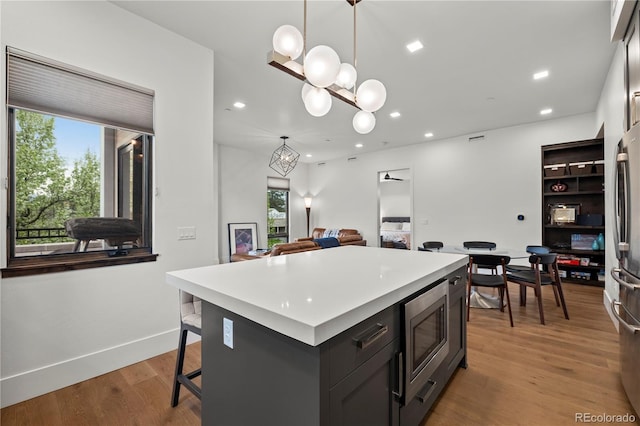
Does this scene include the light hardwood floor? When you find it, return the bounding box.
[2,282,638,425]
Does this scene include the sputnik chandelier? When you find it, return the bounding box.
[269,136,300,177]
[267,0,386,134]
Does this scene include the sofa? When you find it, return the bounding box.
[230,229,366,261]
[270,241,322,256]
[297,228,367,247]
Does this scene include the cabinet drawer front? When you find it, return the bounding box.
[328,339,400,426]
[327,305,400,387]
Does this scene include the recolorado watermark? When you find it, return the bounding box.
[575,412,637,423]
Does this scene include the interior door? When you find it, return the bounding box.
[378,168,412,248]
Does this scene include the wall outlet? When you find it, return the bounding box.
[177,226,196,240]
[223,317,233,349]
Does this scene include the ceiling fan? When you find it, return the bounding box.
[384,172,404,181]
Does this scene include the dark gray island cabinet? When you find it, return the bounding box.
[167,246,468,426]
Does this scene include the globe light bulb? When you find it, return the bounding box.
[353,110,376,134]
[303,87,332,117]
[272,25,304,60]
[303,45,341,88]
[301,82,313,101]
[356,79,387,112]
[335,63,357,89]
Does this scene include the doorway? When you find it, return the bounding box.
[378,169,412,249]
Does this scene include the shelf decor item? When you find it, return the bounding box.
[591,238,600,251]
[597,233,605,250]
[550,181,568,192]
[569,161,594,175]
[549,203,579,225]
[571,233,598,250]
[543,163,567,177]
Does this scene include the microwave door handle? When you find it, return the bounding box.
[611,300,640,335]
[616,151,630,253]
[611,268,640,291]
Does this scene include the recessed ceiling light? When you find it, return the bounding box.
[533,70,549,80]
[389,111,401,118]
[233,101,246,109]
[540,108,553,115]
[355,143,364,148]
[305,154,312,158]
[424,132,434,138]
[406,40,423,53]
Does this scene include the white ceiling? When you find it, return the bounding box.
[112,0,616,163]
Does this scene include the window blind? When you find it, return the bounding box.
[267,176,290,190]
[6,47,154,135]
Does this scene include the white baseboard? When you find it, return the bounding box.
[603,289,619,333]
[1,328,179,408]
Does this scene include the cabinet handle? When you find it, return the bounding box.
[352,323,388,350]
[416,379,437,404]
[449,275,462,286]
[611,300,640,335]
[392,352,404,399]
[611,268,640,291]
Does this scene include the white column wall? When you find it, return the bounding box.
[0,1,216,407]
[596,42,625,322]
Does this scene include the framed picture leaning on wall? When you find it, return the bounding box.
[228,223,258,256]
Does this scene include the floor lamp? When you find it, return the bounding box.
[304,195,313,237]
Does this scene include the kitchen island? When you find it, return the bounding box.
[167,245,468,426]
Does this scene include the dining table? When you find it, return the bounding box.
[435,245,530,309]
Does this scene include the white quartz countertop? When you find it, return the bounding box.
[166,246,467,346]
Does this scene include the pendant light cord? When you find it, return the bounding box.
[303,0,307,58]
[353,0,357,96]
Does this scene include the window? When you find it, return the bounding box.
[267,177,290,248]
[4,47,155,276]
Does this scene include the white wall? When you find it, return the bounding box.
[596,42,626,321]
[217,144,309,262]
[0,1,215,407]
[379,180,411,219]
[308,113,599,258]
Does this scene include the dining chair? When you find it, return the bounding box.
[504,246,552,303]
[463,241,498,273]
[463,241,497,250]
[506,253,569,325]
[171,290,202,407]
[418,241,444,251]
[467,254,514,327]
[505,245,551,273]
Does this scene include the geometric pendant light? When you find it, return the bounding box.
[269,136,300,177]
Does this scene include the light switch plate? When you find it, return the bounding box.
[223,317,233,349]
[177,226,196,240]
